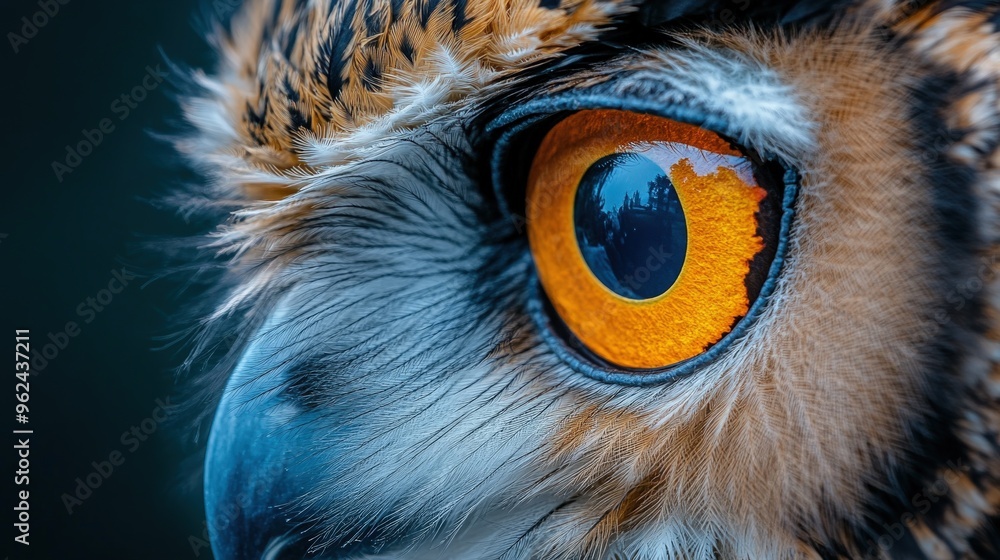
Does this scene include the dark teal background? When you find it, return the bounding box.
[3,1,224,557]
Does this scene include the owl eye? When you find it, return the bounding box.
[520,109,793,377]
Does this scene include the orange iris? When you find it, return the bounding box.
[527,109,768,369]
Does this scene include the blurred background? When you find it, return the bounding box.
[3,0,223,557]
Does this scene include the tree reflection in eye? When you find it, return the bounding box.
[574,152,687,300]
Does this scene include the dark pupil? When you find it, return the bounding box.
[573,153,687,300]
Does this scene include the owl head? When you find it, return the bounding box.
[172,0,1000,558]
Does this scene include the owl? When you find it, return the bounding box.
[171,0,1000,558]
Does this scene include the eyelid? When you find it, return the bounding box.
[487,93,735,227]
[486,47,816,178]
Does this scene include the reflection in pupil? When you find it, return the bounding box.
[574,153,687,300]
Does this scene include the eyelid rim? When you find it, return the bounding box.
[488,94,800,386]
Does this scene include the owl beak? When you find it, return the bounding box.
[204,356,316,559]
